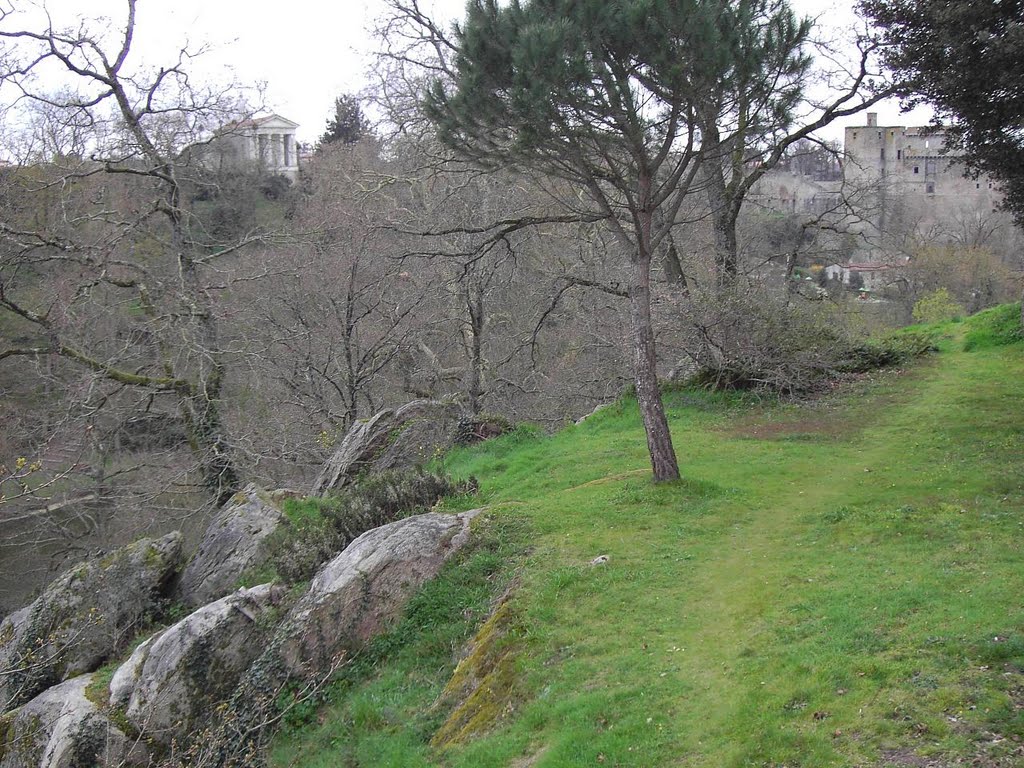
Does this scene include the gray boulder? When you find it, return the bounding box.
[176,485,289,607]
[109,583,284,748]
[279,509,481,675]
[165,510,482,763]
[310,400,460,495]
[0,675,148,768]
[0,533,182,713]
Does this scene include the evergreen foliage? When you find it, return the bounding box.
[425,0,812,481]
[320,93,371,146]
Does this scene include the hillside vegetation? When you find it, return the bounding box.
[271,305,1024,768]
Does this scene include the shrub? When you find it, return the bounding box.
[679,286,853,394]
[267,469,477,583]
[453,414,513,445]
[678,286,936,395]
[258,173,292,200]
[912,288,965,324]
[839,330,939,372]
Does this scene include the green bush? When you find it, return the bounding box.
[839,330,940,372]
[679,287,939,395]
[912,288,965,324]
[266,469,477,583]
[962,302,1023,351]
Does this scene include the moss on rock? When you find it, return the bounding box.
[430,590,524,749]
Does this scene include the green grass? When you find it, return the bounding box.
[962,302,1023,351]
[271,309,1024,768]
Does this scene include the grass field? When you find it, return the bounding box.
[271,305,1024,768]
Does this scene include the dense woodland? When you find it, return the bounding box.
[0,0,1021,611]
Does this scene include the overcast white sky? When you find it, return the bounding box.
[3,0,934,145]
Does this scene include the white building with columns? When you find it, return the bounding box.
[200,114,301,180]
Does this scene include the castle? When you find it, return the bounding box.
[843,113,1001,237]
[747,113,1006,289]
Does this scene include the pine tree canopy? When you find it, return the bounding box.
[321,94,370,147]
[425,0,812,196]
[424,0,812,484]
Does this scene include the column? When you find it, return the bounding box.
[272,134,282,169]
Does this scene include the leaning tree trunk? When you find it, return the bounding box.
[629,213,681,483]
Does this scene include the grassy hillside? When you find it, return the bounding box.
[271,305,1024,768]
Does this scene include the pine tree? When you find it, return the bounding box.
[425,0,811,482]
[320,94,370,146]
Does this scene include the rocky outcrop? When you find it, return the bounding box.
[0,675,148,768]
[176,485,289,607]
[575,402,613,424]
[144,509,483,766]
[310,400,460,495]
[278,509,481,675]
[0,533,182,713]
[109,584,284,747]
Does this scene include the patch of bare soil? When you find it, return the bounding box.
[879,668,1024,768]
[727,366,922,441]
[880,747,938,766]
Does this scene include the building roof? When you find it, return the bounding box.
[847,263,894,271]
[222,113,300,131]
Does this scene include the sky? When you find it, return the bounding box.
[2,0,935,146]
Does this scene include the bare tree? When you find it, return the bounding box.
[0,1,268,506]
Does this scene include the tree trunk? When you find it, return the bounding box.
[174,210,242,506]
[629,223,681,483]
[702,123,741,285]
[466,288,485,416]
[181,383,240,507]
[707,168,740,284]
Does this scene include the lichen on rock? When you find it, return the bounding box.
[0,533,183,713]
[0,674,149,768]
[175,484,287,607]
[110,583,285,748]
[430,588,525,749]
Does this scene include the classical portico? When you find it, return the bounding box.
[229,114,301,180]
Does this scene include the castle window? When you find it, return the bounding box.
[926,182,935,194]
[913,166,919,174]
[897,150,902,160]
[852,132,858,140]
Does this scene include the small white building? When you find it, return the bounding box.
[824,261,902,292]
[201,114,301,180]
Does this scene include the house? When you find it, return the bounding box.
[824,261,903,292]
